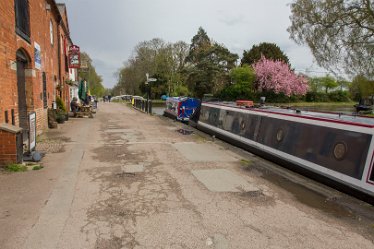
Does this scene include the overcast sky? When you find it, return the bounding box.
[61,0,326,88]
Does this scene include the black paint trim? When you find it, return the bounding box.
[197,123,374,205]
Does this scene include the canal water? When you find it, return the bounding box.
[152,107,165,116]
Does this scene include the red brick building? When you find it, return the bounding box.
[0,0,77,164]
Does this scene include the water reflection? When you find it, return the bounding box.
[152,107,165,115]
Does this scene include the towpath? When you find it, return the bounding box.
[0,102,373,249]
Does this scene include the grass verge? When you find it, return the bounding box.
[5,163,28,172]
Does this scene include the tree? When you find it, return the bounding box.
[79,52,105,97]
[308,77,323,93]
[350,75,374,100]
[230,66,256,86]
[288,0,374,79]
[336,78,351,91]
[253,57,309,96]
[172,41,189,71]
[185,28,238,98]
[241,42,290,66]
[311,76,339,93]
[113,39,190,98]
[185,27,211,64]
[219,66,256,100]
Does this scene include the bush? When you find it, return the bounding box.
[255,91,297,103]
[32,165,44,170]
[328,91,350,102]
[56,96,66,112]
[305,91,350,102]
[55,109,66,123]
[305,92,329,102]
[217,83,254,101]
[5,163,27,172]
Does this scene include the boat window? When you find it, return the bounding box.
[276,129,284,142]
[240,121,245,130]
[333,142,347,160]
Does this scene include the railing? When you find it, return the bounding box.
[133,98,152,114]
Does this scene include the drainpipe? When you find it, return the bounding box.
[57,17,62,98]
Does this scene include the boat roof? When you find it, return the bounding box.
[204,102,374,128]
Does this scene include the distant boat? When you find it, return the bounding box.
[354,96,374,112]
[164,97,200,121]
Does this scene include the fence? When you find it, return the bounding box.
[133,98,152,114]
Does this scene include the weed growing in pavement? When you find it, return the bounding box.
[5,163,27,172]
[32,165,44,170]
[36,134,44,143]
[194,133,207,143]
[240,159,252,169]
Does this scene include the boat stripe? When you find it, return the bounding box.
[367,151,374,185]
[204,103,374,128]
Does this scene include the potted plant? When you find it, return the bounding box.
[56,97,68,121]
[65,79,74,86]
[56,110,65,124]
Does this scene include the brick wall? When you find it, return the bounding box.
[0,0,72,134]
[0,130,17,165]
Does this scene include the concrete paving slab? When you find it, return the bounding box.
[213,234,229,249]
[105,129,135,133]
[173,142,237,162]
[192,169,259,192]
[122,164,144,173]
[120,133,137,141]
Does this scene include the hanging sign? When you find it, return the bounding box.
[34,42,41,70]
[29,112,36,152]
[78,59,89,72]
[68,45,80,68]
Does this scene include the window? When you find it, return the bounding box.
[65,54,69,72]
[61,36,64,55]
[50,20,54,45]
[42,72,48,108]
[15,0,30,42]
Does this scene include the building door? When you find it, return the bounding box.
[16,51,28,141]
[42,72,48,108]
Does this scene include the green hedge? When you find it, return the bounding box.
[216,89,351,103]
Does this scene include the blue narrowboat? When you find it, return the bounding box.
[164,97,200,121]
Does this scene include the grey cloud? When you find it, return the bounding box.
[60,0,320,88]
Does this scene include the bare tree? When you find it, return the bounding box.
[288,0,374,79]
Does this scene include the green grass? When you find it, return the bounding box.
[5,163,27,172]
[151,99,166,104]
[32,165,44,170]
[270,101,355,107]
[240,159,252,168]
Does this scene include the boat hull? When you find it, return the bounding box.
[196,103,374,204]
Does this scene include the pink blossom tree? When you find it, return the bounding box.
[253,57,308,96]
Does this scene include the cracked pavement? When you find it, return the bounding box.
[0,102,373,249]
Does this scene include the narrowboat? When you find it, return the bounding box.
[164,97,200,121]
[354,96,374,112]
[190,101,374,204]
